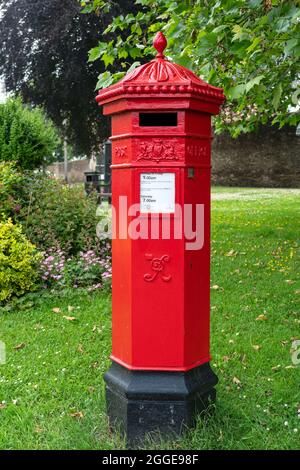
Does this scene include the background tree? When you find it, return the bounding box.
[0,98,59,170]
[86,0,300,137]
[0,0,136,156]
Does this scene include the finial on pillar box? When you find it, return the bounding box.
[153,31,167,59]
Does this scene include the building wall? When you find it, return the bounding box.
[47,158,96,183]
[212,125,300,188]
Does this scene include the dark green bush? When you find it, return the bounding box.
[0,98,60,170]
[17,174,101,256]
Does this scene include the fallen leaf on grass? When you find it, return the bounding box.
[0,403,6,410]
[271,365,281,372]
[252,345,261,351]
[295,290,300,295]
[52,308,61,314]
[68,306,75,312]
[70,411,84,419]
[225,249,236,257]
[211,285,221,290]
[222,355,230,363]
[233,377,242,386]
[77,344,84,354]
[256,314,268,321]
[240,354,247,363]
[35,425,43,433]
[14,343,26,350]
[63,316,76,321]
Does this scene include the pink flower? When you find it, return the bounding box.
[103,272,112,278]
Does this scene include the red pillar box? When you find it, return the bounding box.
[96,32,225,446]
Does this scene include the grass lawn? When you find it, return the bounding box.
[0,187,299,450]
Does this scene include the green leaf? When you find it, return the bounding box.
[118,49,129,59]
[249,0,263,8]
[126,61,141,74]
[272,84,282,110]
[177,53,192,69]
[128,47,143,59]
[95,72,114,90]
[88,47,102,63]
[212,25,228,34]
[245,75,264,93]
[131,23,143,35]
[232,25,250,41]
[247,37,261,53]
[101,53,115,68]
[81,5,94,14]
[227,84,246,100]
[88,42,107,62]
[294,45,300,57]
[284,38,299,55]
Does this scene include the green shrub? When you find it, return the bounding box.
[0,97,60,170]
[17,174,101,256]
[0,219,41,302]
[0,162,24,220]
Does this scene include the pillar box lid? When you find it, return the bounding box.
[96,32,225,114]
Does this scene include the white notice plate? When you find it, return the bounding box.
[140,173,175,213]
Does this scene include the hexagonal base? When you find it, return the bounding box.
[104,361,218,448]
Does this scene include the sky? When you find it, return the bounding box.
[0,80,7,103]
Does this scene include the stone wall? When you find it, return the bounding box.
[212,125,300,188]
[47,126,300,188]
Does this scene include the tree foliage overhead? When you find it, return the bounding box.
[0,98,59,170]
[0,0,135,156]
[86,0,300,136]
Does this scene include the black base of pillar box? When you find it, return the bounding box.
[104,361,218,447]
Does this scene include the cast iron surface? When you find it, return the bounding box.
[104,361,218,447]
